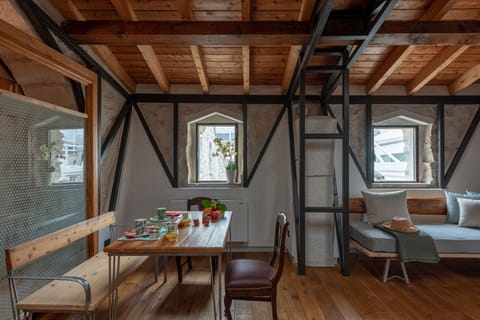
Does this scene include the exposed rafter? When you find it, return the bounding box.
[420,0,456,21]
[242,46,250,94]
[111,0,170,93]
[241,0,251,20]
[241,0,251,94]
[449,64,480,95]
[138,45,170,92]
[366,46,415,94]
[281,0,315,94]
[190,46,209,93]
[63,21,311,46]
[366,0,459,94]
[177,0,193,20]
[406,45,470,94]
[50,0,136,92]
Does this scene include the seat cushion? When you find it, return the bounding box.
[225,259,275,289]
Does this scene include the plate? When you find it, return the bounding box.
[124,231,149,238]
[150,216,169,223]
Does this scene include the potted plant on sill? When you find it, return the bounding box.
[38,143,64,184]
[212,137,237,184]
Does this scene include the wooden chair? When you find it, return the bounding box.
[224,212,289,320]
[175,196,212,282]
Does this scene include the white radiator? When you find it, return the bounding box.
[170,199,248,242]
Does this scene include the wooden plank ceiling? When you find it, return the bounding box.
[49,0,480,95]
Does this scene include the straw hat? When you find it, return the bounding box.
[383,216,418,233]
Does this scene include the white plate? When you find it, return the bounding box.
[149,217,169,223]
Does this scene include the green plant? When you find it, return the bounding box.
[39,143,65,167]
[212,137,237,169]
[201,199,227,211]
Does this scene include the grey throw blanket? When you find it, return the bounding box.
[374,223,440,263]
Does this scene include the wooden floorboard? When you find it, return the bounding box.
[35,253,480,320]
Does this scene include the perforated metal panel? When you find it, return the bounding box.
[0,96,87,319]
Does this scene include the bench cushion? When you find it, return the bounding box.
[16,252,147,312]
[351,221,480,254]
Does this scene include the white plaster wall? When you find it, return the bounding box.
[116,110,292,248]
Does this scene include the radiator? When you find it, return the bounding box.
[170,199,248,242]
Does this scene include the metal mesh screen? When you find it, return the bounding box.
[0,96,87,319]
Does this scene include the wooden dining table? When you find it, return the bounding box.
[104,211,232,320]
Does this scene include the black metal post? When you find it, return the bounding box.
[298,66,306,275]
[173,103,179,187]
[242,99,248,187]
[366,103,372,188]
[341,50,350,276]
[109,107,132,211]
[438,104,445,188]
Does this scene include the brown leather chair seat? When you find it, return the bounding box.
[225,259,275,289]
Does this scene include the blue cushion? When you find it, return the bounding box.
[445,191,480,224]
[467,191,480,196]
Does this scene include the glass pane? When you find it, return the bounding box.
[374,127,416,182]
[197,125,236,181]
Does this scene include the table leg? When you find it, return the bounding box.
[218,253,222,319]
[109,255,120,320]
[209,257,217,320]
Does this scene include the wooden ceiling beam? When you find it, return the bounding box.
[241,0,251,93]
[0,19,95,85]
[449,64,480,95]
[190,46,209,93]
[366,46,415,94]
[111,0,169,92]
[281,0,315,94]
[372,21,480,45]
[407,45,470,94]
[420,0,456,21]
[176,0,206,93]
[50,0,135,92]
[111,0,138,21]
[241,0,251,20]
[137,45,170,92]
[177,0,193,20]
[63,21,311,46]
[366,0,459,94]
[242,46,250,94]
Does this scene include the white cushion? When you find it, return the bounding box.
[361,190,410,223]
[458,198,480,227]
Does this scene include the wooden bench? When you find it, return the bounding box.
[5,212,148,320]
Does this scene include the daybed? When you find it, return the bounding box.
[349,195,480,284]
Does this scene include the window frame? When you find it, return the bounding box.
[195,122,239,183]
[371,124,419,184]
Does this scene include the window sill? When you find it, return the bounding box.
[371,182,435,189]
[182,182,243,189]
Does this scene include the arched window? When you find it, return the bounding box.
[186,112,243,184]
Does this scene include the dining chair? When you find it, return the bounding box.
[175,196,212,282]
[224,212,289,320]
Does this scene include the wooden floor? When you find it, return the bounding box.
[36,252,480,320]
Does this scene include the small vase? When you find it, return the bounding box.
[225,169,235,184]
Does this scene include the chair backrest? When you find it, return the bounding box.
[269,212,289,285]
[187,196,212,211]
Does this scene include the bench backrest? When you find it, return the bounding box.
[349,197,447,215]
[5,211,116,272]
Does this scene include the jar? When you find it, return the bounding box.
[135,218,147,235]
[165,222,178,241]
